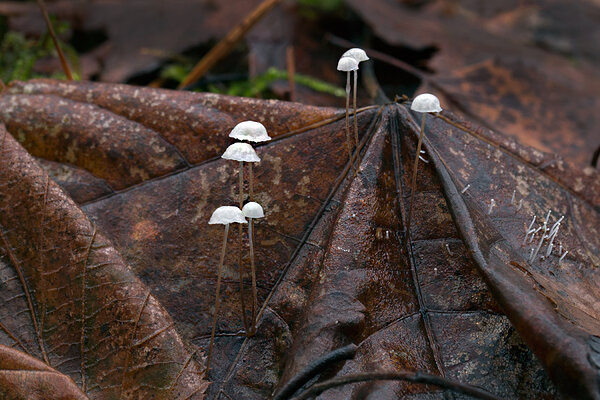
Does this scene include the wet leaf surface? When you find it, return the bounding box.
[1,79,598,399]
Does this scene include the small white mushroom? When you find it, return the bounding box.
[229,121,271,143]
[405,93,442,243]
[342,48,369,148]
[206,206,247,372]
[337,56,359,174]
[222,142,261,163]
[242,202,265,335]
[228,122,271,199]
[411,93,443,113]
[488,199,496,214]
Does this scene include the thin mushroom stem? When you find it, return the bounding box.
[248,218,258,335]
[206,224,230,372]
[405,114,427,245]
[238,161,249,333]
[353,69,359,147]
[249,162,254,200]
[345,71,356,174]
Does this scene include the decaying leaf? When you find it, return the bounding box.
[0,344,87,400]
[1,79,598,399]
[0,124,208,398]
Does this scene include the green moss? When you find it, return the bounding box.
[0,16,79,83]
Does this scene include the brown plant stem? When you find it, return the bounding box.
[36,0,72,80]
[405,115,426,245]
[238,162,249,333]
[249,163,254,200]
[353,69,359,147]
[178,0,282,89]
[206,224,230,372]
[248,218,257,336]
[291,371,501,400]
[345,71,357,174]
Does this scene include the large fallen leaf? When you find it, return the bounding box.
[0,123,208,398]
[2,79,598,398]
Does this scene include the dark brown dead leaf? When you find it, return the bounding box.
[0,125,208,398]
[396,104,599,399]
[3,79,598,399]
[346,0,600,169]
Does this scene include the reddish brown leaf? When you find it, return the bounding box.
[0,344,88,400]
[0,125,208,398]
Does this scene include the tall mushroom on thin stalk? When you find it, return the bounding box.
[337,56,359,174]
[229,120,272,200]
[206,206,247,373]
[242,201,265,335]
[405,94,442,245]
[222,143,261,333]
[341,48,369,148]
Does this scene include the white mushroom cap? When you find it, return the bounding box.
[411,93,442,113]
[342,48,369,63]
[229,121,271,143]
[222,142,261,162]
[242,202,264,219]
[209,206,247,225]
[337,57,359,72]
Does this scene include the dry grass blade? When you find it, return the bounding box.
[36,0,73,80]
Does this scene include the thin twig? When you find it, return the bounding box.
[286,46,296,102]
[36,0,72,80]
[178,0,282,89]
[291,371,500,400]
[273,344,357,400]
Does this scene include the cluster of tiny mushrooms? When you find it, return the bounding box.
[204,47,570,373]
